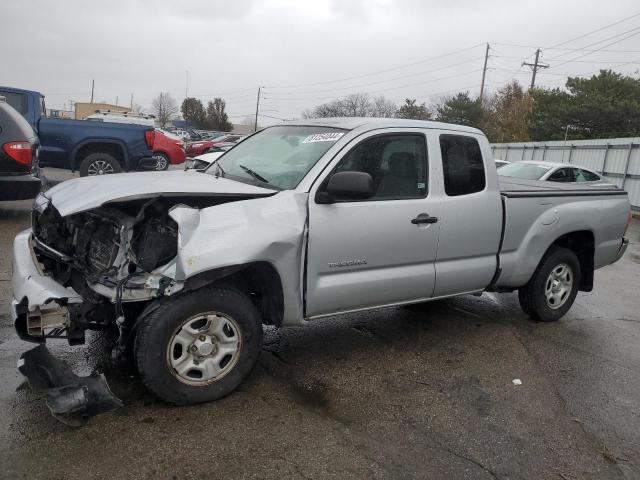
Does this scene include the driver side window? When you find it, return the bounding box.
[332,134,427,200]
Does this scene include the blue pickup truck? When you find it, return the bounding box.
[0,86,156,176]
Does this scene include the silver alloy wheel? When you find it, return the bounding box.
[87,159,115,176]
[166,312,242,385]
[544,263,573,309]
[153,154,168,171]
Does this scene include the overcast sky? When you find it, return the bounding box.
[2,0,639,125]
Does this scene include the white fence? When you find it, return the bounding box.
[491,137,640,210]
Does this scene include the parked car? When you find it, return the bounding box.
[186,134,243,157]
[156,128,183,141]
[190,151,224,170]
[0,86,155,176]
[204,141,240,153]
[495,159,510,169]
[498,160,612,186]
[151,129,186,170]
[174,129,191,140]
[0,96,41,200]
[13,118,630,423]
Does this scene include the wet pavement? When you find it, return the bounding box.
[0,172,639,479]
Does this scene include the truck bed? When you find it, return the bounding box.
[495,177,629,291]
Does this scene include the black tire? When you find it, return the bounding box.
[152,152,169,171]
[79,152,122,177]
[518,246,581,322]
[135,287,263,405]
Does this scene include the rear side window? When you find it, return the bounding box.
[439,134,485,196]
[548,168,573,182]
[0,91,28,115]
[580,169,600,181]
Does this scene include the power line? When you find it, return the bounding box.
[260,68,482,103]
[262,57,481,97]
[263,43,484,89]
[551,29,640,69]
[547,11,640,48]
[491,42,640,53]
[546,26,640,62]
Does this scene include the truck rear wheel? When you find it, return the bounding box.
[79,152,122,177]
[135,287,263,405]
[518,246,581,322]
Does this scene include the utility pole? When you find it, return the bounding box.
[115,96,118,107]
[130,93,133,109]
[90,79,94,103]
[185,70,189,131]
[479,43,489,104]
[254,87,261,132]
[522,49,549,89]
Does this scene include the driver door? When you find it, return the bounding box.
[305,130,441,318]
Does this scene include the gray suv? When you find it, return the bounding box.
[0,96,40,200]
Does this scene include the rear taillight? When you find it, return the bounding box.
[144,130,155,149]
[2,141,32,166]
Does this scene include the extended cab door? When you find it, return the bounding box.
[431,132,502,296]
[305,130,441,318]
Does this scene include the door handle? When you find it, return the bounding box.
[411,213,438,225]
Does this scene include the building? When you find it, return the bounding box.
[74,102,130,120]
[46,108,74,119]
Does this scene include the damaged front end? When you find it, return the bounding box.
[15,194,184,347]
[12,194,209,424]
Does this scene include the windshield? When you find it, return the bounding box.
[498,162,553,180]
[208,125,347,189]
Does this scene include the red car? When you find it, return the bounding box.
[151,130,186,170]
[186,134,243,157]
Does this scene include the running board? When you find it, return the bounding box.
[18,345,123,427]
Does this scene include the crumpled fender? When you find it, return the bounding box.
[167,191,309,325]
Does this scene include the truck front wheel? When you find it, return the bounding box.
[518,246,581,322]
[135,287,263,405]
[79,152,122,177]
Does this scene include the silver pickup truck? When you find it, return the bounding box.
[12,118,631,418]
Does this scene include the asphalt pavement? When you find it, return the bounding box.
[0,169,638,479]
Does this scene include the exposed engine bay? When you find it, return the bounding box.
[23,193,259,346]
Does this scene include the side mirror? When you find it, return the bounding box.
[316,171,374,204]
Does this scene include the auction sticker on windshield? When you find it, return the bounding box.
[302,132,345,143]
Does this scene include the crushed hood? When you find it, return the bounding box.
[43,170,275,216]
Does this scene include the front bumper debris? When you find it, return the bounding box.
[18,345,123,427]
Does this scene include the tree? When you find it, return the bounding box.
[206,98,232,131]
[370,95,397,117]
[181,97,206,129]
[529,87,572,141]
[396,99,431,120]
[305,93,397,118]
[482,81,532,143]
[151,92,178,128]
[435,92,484,128]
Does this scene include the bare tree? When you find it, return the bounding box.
[370,95,397,117]
[341,93,372,116]
[305,93,397,118]
[151,92,178,128]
